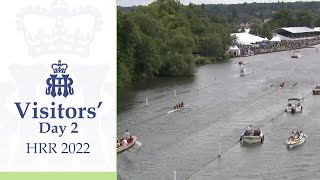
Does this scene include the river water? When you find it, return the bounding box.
[117,46,320,180]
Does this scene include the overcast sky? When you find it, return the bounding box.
[118,0,318,7]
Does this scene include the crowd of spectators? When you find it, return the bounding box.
[234,37,320,57]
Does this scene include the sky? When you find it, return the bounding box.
[118,0,318,7]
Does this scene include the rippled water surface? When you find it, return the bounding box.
[118,46,320,180]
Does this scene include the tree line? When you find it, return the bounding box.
[117,0,232,89]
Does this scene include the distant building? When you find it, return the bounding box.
[240,23,251,29]
[273,27,320,39]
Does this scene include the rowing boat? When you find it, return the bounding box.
[167,105,189,113]
[117,136,137,153]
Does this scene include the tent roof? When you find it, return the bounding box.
[229,45,240,50]
[270,35,281,42]
[276,27,316,34]
[232,33,266,44]
[314,27,320,31]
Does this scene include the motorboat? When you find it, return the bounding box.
[287,132,306,148]
[291,51,301,58]
[286,98,302,113]
[313,85,320,95]
[240,128,264,144]
[167,105,189,113]
[117,135,137,153]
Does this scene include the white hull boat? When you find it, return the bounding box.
[287,134,306,148]
[241,132,264,144]
[286,105,302,113]
[291,51,301,58]
[167,105,189,113]
[286,98,302,113]
[117,136,137,153]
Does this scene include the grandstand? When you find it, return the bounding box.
[273,27,320,39]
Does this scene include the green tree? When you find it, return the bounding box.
[250,18,263,36]
[296,9,314,27]
[117,13,140,88]
[314,17,320,27]
[271,8,295,27]
[134,34,161,79]
[261,23,273,39]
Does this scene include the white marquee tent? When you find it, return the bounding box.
[270,35,281,42]
[229,45,240,56]
[232,33,267,45]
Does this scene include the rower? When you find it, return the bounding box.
[173,106,176,109]
[181,102,184,107]
[178,103,180,108]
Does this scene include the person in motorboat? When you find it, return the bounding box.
[117,138,120,148]
[121,139,128,146]
[124,130,130,140]
[247,125,252,134]
[288,103,292,106]
[127,136,132,144]
[294,130,300,139]
[244,130,250,136]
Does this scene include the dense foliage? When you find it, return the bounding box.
[118,1,320,88]
[117,0,232,89]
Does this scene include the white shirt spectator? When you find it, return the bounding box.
[121,139,128,146]
[124,131,130,140]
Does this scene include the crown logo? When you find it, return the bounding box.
[46,60,74,98]
[52,60,68,73]
[16,0,102,56]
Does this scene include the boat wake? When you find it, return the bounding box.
[135,141,142,147]
[124,141,142,154]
